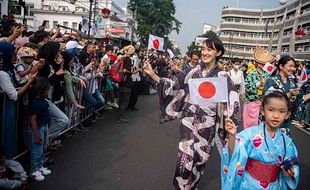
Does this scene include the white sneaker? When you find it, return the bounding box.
[39,167,52,176]
[31,171,45,181]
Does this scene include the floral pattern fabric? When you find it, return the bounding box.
[245,69,270,102]
[157,63,240,190]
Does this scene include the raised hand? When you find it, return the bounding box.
[225,118,237,136]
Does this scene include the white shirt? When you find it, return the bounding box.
[0,71,18,101]
[228,69,245,94]
[101,54,110,65]
[131,55,141,82]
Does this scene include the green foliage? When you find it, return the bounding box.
[129,0,182,47]
[186,30,219,56]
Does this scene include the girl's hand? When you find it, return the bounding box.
[225,118,237,136]
[281,166,295,178]
[142,61,154,76]
[35,135,42,144]
[79,79,87,88]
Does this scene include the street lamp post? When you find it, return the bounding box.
[18,0,26,24]
[88,0,94,39]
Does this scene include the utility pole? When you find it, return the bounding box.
[130,4,137,45]
[88,0,94,39]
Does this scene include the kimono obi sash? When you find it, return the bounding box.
[246,158,279,183]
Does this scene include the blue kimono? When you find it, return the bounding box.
[221,122,299,190]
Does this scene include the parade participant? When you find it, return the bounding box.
[243,47,274,129]
[222,90,299,190]
[143,38,240,189]
[264,56,310,134]
[228,59,245,96]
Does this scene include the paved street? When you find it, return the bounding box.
[29,95,310,190]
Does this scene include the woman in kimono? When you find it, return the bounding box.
[143,38,240,189]
[263,55,310,135]
[223,90,299,190]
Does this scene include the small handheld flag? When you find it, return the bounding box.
[263,62,276,74]
[298,69,308,87]
[148,34,165,52]
[188,77,228,105]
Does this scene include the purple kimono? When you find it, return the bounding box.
[157,63,240,189]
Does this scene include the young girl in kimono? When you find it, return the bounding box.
[222,90,299,190]
[143,38,240,190]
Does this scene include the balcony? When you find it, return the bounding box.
[222,9,261,17]
[293,51,310,60]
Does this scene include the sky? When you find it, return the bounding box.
[115,0,294,54]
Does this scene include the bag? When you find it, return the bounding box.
[109,59,125,83]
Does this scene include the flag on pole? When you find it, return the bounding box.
[188,77,228,105]
[148,34,165,52]
[263,62,276,74]
[167,48,175,59]
[298,69,308,86]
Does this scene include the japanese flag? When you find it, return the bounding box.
[167,48,175,59]
[263,62,276,74]
[298,69,308,86]
[188,77,228,105]
[148,34,165,52]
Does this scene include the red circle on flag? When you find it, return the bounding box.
[267,66,274,72]
[198,81,216,99]
[153,39,160,49]
[302,72,307,81]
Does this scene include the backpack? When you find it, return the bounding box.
[109,58,125,83]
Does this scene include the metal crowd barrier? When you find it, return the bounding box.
[0,75,108,160]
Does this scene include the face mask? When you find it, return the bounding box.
[233,65,240,70]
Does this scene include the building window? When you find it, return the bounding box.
[53,21,58,28]
[43,5,51,10]
[234,18,241,23]
[246,33,254,38]
[72,22,77,29]
[11,5,22,15]
[240,33,246,38]
[63,21,68,27]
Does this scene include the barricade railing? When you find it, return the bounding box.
[0,75,108,159]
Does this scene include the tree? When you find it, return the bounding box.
[186,30,218,56]
[128,0,182,48]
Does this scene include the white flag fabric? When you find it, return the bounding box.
[148,34,165,52]
[167,48,175,59]
[263,62,276,74]
[298,69,308,86]
[188,77,228,105]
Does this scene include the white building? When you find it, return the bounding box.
[11,0,137,42]
[0,0,8,16]
[203,23,218,34]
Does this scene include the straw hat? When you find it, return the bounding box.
[253,46,275,64]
